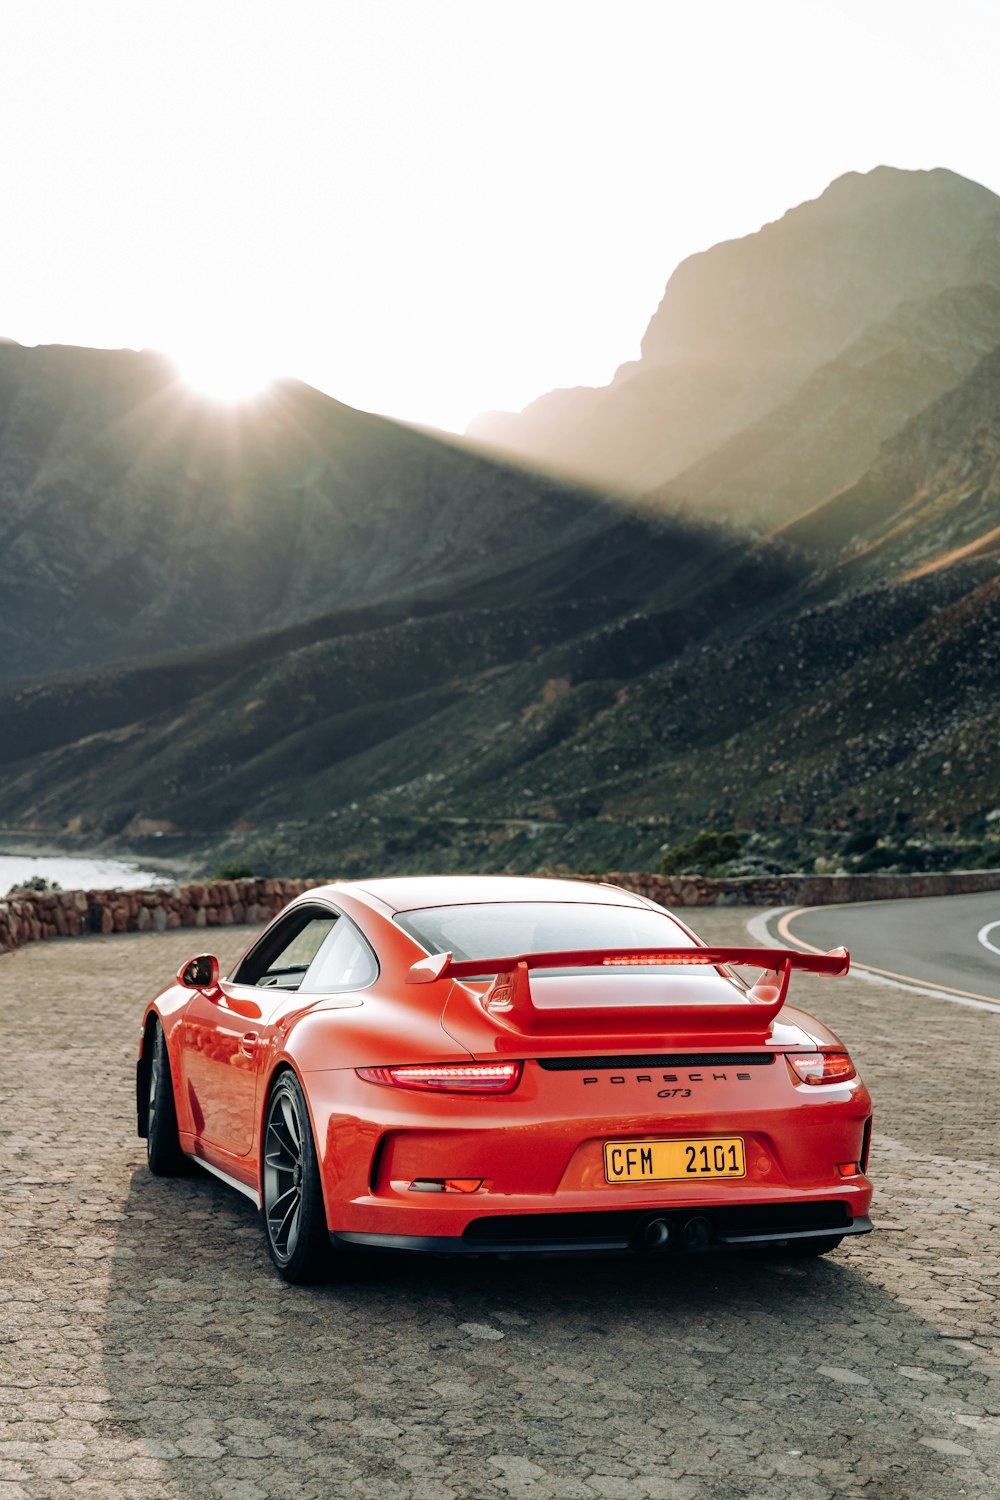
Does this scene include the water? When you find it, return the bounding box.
[1,853,174,896]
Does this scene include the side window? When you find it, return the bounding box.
[299,915,378,992]
[233,907,338,990]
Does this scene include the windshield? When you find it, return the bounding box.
[394,901,705,976]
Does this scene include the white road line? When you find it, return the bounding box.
[748,907,1000,1015]
[977,919,1000,958]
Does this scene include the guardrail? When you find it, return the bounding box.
[2,868,999,955]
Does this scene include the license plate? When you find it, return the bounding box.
[604,1137,746,1183]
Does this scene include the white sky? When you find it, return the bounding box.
[3,0,999,431]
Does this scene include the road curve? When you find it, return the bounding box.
[755,890,1000,1010]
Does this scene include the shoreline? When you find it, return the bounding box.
[0,828,202,884]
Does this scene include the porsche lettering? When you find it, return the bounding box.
[581,1071,755,1085]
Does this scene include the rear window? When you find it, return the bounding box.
[394,901,704,977]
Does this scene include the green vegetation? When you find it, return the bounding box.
[6,875,62,896]
[659,831,743,875]
[209,861,256,881]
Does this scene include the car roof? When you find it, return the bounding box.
[324,874,652,916]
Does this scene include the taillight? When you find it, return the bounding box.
[786,1051,856,1086]
[356,1061,523,1094]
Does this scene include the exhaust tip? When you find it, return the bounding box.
[682,1215,713,1251]
[641,1216,672,1253]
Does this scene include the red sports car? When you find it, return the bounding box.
[137,875,873,1282]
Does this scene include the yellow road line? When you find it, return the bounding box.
[776,905,1000,1007]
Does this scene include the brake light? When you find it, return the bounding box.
[603,953,709,966]
[356,1062,522,1094]
[786,1052,856,1085]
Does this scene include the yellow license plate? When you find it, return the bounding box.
[604,1137,746,1183]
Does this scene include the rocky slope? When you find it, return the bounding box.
[469,167,1000,512]
[653,281,1000,527]
[778,338,1000,583]
[0,343,611,678]
[0,507,802,843]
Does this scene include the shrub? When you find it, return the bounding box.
[659,830,742,876]
[209,861,256,881]
[6,875,62,896]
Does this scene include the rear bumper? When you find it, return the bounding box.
[331,1201,873,1255]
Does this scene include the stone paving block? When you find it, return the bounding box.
[1,915,998,1499]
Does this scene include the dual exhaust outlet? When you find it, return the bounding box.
[638,1214,713,1254]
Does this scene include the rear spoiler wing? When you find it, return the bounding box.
[409,944,849,1035]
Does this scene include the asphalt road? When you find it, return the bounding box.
[756,891,1000,1009]
[1,912,998,1500]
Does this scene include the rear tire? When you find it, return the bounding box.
[146,1021,186,1175]
[261,1071,330,1284]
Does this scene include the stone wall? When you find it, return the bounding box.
[0,878,321,955]
[608,869,1000,907]
[2,868,999,956]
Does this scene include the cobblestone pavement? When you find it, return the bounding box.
[1,910,998,1500]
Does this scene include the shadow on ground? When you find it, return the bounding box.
[99,1163,997,1500]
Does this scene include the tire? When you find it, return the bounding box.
[146,1020,186,1176]
[261,1070,330,1284]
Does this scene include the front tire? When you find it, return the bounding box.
[146,1021,186,1175]
[261,1071,330,1284]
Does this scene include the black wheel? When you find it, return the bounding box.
[261,1071,330,1284]
[146,1021,186,1175]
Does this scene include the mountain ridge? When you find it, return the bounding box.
[0,342,613,678]
[468,166,1000,512]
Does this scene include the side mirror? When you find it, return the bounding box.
[178,953,220,989]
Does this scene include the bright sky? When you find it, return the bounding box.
[4,0,999,430]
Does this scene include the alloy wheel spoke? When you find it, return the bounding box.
[276,1191,301,1249]
[269,1183,298,1215]
[285,1201,301,1257]
[265,1120,296,1165]
[264,1148,294,1171]
[279,1094,301,1149]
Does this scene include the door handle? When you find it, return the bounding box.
[240,1031,260,1058]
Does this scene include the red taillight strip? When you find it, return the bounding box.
[356,1061,523,1094]
[785,1051,857,1085]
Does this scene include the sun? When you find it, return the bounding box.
[173,347,277,404]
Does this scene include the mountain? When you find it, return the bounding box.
[3,335,999,874]
[0,342,611,678]
[468,168,1000,512]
